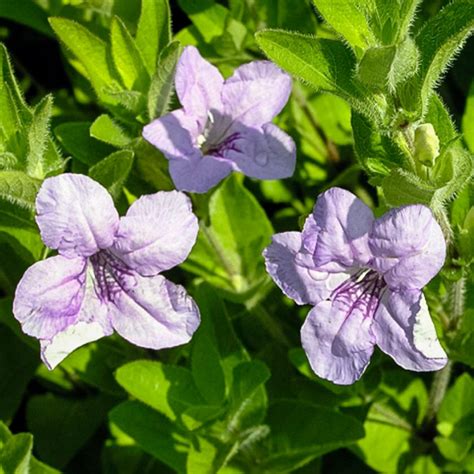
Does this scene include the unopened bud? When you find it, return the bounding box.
[414,123,440,166]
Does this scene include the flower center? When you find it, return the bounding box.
[331,269,386,320]
[197,111,241,157]
[196,111,215,152]
[90,250,135,303]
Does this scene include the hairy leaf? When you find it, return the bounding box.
[0,170,41,210]
[90,114,132,148]
[147,41,181,120]
[255,30,383,122]
[88,150,133,201]
[400,1,474,114]
[49,17,119,103]
[110,16,149,91]
[136,0,171,75]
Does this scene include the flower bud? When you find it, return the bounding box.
[414,123,440,166]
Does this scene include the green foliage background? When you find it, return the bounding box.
[0,0,473,472]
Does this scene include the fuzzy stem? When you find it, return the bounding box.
[421,273,464,429]
[433,205,454,245]
[422,360,453,430]
[253,304,292,348]
[449,276,466,329]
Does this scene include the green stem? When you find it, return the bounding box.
[199,222,237,278]
[253,304,292,348]
[421,275,463,430]
[433,205,454,245]
[449,276,466,329]
[370,403,413,433]
[422,360,453,430]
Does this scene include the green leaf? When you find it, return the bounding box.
[147,41,181,120]
[432,146,473,206]
[262,399,365,472]
[255,0,317,33]
[462,81,474,153]
[311,0,376,51]
[26,95,63,179]
[435,435,471,462]
[255,30,382,121]
[0,44,29,119]
[135,0,171,75]
[382,168,434,206]
[357,38,419,91]
[55,122,115,166]
[115,360,205,422]
[110,16,149,91]
[400,1,474,114]
[58,338,141,397]
[0,203,43,262]
[0,0,52,37]
[186,436,221,474]
[193,284,249,390]
[382,139,473,208]
[49,17,119,104]
[109,401,188,473]
[27,394,114,468]
[191,325,226,406]
[0,324,38,423]
[425,93,457,144]
[351,112,405,176]
[388,37,419,89]
[26,95,52,179]
[380,370,428,427]
[178,0,245,47]
[227,361,270,431]
[439,373,474,425]
[102,444,162,474]
[0,170,41,211]
[310,93,352,145]
[133,138,174,190]
[103,89,146,117]
[0,153,17,170]
[88,150,133,201]
[90,114,132,148]
[0,432,33,473]
[357,45,397,90]
[184,176,273,298]
[0,44,30,147]
[0,422,59,474]
[354,401,411,472]
[183,176,273,297]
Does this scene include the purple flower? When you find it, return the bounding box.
[13,174,200,369]
[263,187,448,385]
[143,46,296,193]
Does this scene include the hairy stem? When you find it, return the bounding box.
[433,205,454,245]
[370,403,413,433]
[449,276,466,329]
[421,272,463,430]
[422,360,453,431]
[253,304,292,348]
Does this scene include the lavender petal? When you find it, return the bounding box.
[13,255,88,340]
[369,204,446,290]
[313,187,374,272]
[36,174,119,258]
[222,60,292,127]
[175,45,224,117]
[113,191,199,276]
[263,231,347,306]
[108,273,200,350]
[301,298,375,385]
[373,289,448,371]
[225,123,296,180]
